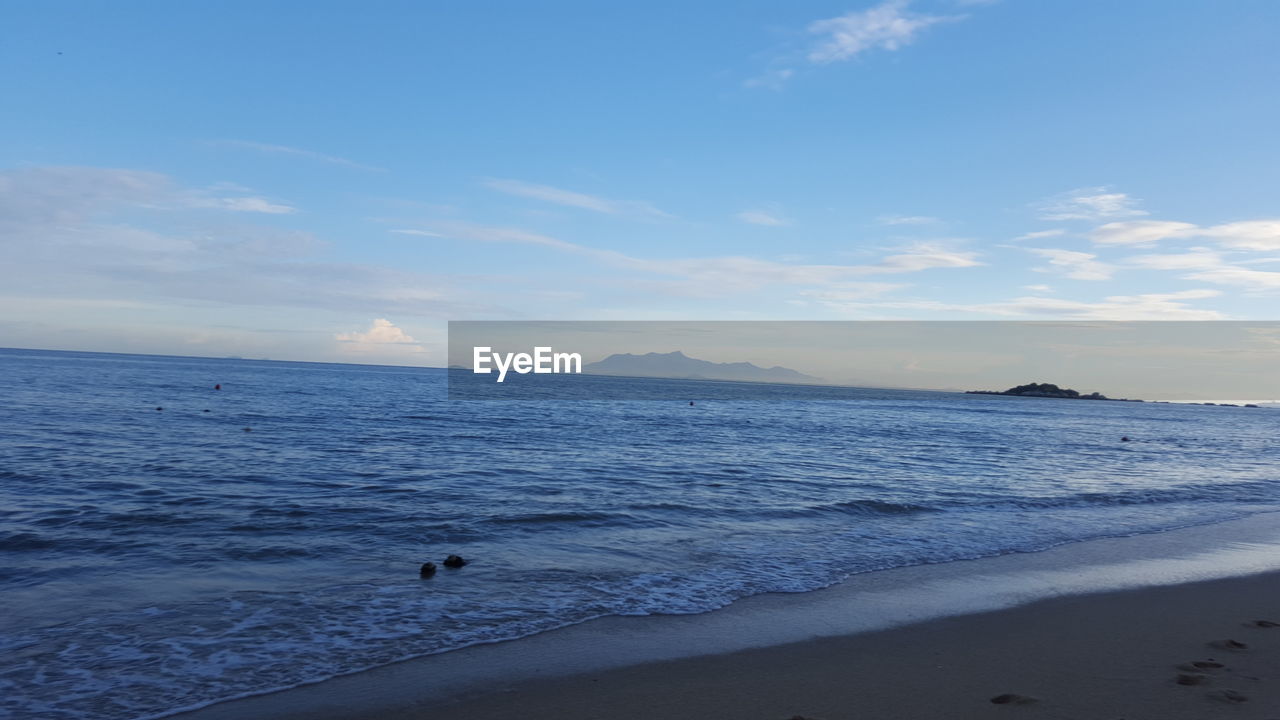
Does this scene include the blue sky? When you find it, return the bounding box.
[2,0,1279,365]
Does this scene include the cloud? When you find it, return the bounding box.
[1035,187,1148,221]
[1023,284,1053,292]
[0,166,169,231]
[808,1,958,64]
[879,215,941,226]
[1012,229,1066,242]
[1121,248,1280,293]
[743,69,794,90]
[1200,220,1280,251]
[1185,266,1280,291]
[0,166,500,319]
[1092,219,1280,251]
[737,210,788,226]
[1124,249,1223,270]
[398,223,981,293]
[336,318,418,344]
[1091,220,1198,246]
[484,178,671,219]
[218,140,383,172]
[1028,247,1114,281]
[821,289,1225,320]
[389,228,445,238]
[196,196,297,214]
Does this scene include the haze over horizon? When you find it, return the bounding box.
[4,1,1280,368]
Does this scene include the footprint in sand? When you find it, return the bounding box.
[989,693,1037,705]
[1210,639,1249,650]
[1176,673,1209,686]
[1208,689,1249,703]
[1249,619,1279,628]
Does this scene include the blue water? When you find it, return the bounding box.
[2,348,1278,719]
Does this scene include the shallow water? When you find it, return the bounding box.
[1,348,1277,719]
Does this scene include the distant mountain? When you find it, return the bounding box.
[583,351,819,384]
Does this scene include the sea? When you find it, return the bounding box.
[2,347,1278,720]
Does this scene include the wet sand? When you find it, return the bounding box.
[174,515,1280,720]
[420,570,1280,720]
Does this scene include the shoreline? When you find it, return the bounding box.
[173,511,1280,720]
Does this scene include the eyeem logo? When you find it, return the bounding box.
[473,346,582,383]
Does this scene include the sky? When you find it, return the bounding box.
[3,1,1280,367]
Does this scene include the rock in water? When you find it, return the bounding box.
[419,562,437,578]
[443,554,467,568]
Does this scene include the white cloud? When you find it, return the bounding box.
[1185,267,1280,291]
[1023,284,1053,292]
[218,140,383,172]
[1199,220,1280,251]
[1091,220,1197,246]
[880,214,941,226]
[200,196,297,214]
[484,178,671,219]
[808,1,958,64]
[1028,247,1114,280]
[1035,187,1148,221]
[1092,219,1280,252]
[801,283,905,303]
[390,228,445,238]
[1120,248,1280,293]
[1124,249,1223,271]
[743,69,794,90]
[1012,229,1066,242]
[401,224,980,293]
[821,289,1224,320]
[737,210,788,226]
[335,318,418,345]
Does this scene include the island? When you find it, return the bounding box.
[966,382,1142,402]
[583,350,819,384]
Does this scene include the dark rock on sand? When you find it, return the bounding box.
[419,562,437,578]
[444,554,468,568]
[989,693,1037,705]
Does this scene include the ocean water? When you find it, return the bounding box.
[2,348,1278,720]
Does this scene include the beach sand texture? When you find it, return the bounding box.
[418,571,1280,720]
[176,568,1280,720]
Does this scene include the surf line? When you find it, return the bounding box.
[472,346,582,383]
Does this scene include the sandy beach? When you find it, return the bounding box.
[430,571,1280,720]
[174,515,1280,720]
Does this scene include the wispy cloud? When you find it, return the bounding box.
[742,69,794,91]
[817,289,1225,320]
[1034,186,1148,221]
[1091,220,1197,246]
[217,140,384,172]
[1092,219,1280,250]
[397,223,980,294]
[484,178,672,219]
[737,209,789,226]
[1012,229,1066,242]
[1124,248,1280,292]
[389,228,445,238]
[746,0,967,90]
[807,1,959,64]
[879,214,941,226]
[192,195,297,214]
[1028,247,1114,281]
